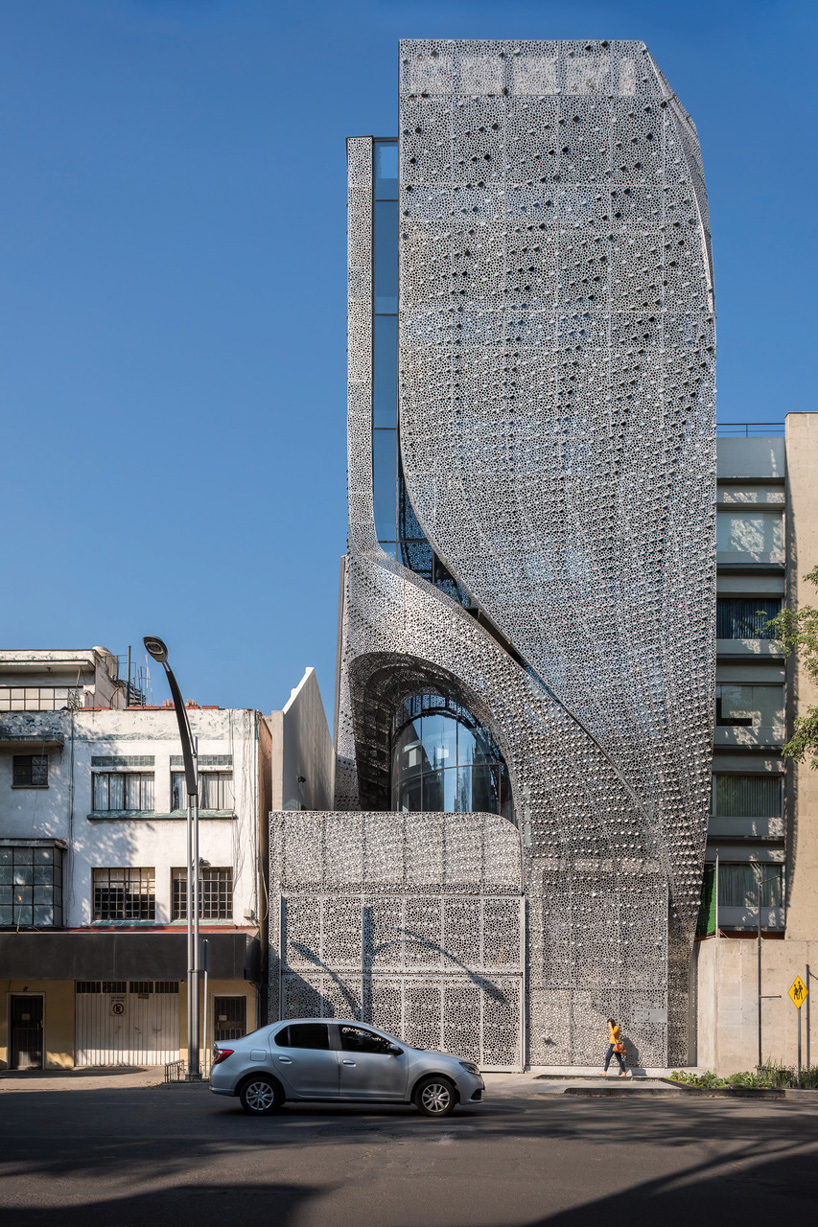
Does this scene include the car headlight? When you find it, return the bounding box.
[459,1061,480,1076]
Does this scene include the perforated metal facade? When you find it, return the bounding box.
[281,39,715,1068]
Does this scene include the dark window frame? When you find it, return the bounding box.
[171,866,233,921]
[12,755,49,788]
[93,867,155,922]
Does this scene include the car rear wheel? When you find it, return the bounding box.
[413,1075,457,1117]
[239,1075,283,1115]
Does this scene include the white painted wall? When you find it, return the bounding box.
[0,706,262,929]
[268,667,333,812]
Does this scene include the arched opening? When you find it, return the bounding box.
[391,693,512,819]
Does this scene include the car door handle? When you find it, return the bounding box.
[342,1059,356,1066]
[277,1056,293,1064]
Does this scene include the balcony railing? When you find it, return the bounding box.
[717,423,784,437]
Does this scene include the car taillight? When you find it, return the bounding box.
[212,1046,233,1067]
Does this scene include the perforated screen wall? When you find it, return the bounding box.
[321,39,714,1067]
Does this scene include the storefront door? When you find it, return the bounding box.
[10,994,44,1069]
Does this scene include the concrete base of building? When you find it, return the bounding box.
[696,936,817,1074]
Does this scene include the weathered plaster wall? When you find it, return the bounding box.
[0,707,261,928]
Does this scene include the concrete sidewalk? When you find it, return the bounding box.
[0,1067,165,1092]
[0,1067,690,1096]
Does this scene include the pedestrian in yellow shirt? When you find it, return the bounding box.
[599,1017,627,1076]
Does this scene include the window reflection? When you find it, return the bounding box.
[374,141,398,200]
[374,201,399,312]
[391,695,512,820]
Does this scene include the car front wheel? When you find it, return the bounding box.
[239,1075,283,1115]
[414,1075,457,1117]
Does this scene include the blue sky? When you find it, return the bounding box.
[2,0,815,719]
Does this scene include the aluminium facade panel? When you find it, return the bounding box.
[331,39,714,1066]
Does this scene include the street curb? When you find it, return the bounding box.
[562,1086,683,1097]
[658,1078,786,1099]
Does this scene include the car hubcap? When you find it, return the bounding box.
[246,1081,274,1111]
[421,1083,451,1114]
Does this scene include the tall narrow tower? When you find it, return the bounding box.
[337,39,715,1065]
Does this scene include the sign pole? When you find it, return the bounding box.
[807,964,811,1071]
[798,1004,802,1085]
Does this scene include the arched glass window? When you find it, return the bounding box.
[391,694,512,820]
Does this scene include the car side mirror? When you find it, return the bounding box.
[387,1044,403,1056]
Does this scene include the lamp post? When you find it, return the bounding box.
[143,636,201,1079]
[756,869,781,1071]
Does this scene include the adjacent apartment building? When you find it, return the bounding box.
[0,648,269,1070]
[697,416,818,1072]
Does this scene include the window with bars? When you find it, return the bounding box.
[12,755,49,787]
[712,775,783,818]
[171,771,233,812]
[171,867,233,920]
[0,845,62,927]
[76,981,127,994]
[92,772,155,813]
[93,868,155,921]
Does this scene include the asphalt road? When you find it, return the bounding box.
[1,1083,816,1227]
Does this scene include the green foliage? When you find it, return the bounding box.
[669,1063,818,1089]
[765,565,818,767]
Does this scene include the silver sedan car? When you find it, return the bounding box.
[210,1018,484,1117]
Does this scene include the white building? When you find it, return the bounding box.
[0,649,271,1070]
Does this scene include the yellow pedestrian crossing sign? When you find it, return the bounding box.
[788,976,808,1008]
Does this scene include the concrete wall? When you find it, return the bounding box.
[784,413,818,939]
[697,937,817,1073]
[268,668,333,812]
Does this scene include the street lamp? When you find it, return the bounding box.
[756,869,781,1070]
[143,636,202,1079]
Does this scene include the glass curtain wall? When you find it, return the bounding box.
[391,694,513,819]
[370,139,474,610]
[372,139,399,553]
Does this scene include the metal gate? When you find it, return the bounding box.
[76,981,180,1066]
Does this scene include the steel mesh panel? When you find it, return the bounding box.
[270,812,523,1067]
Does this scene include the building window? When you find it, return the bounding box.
[391,693,513,819]
[213,996,247,1041]
[171,771,233,812]
[712,775,783,818]
[0,687,82,712]
[718,863,783,909]
[171,867,233,920]
[716,598,781,639]
[92,772,154,813]
[715,685,784,728]
[12,755,49,787]
[716,511,784,560]
[93,868,155,921]
[0,845,63,927]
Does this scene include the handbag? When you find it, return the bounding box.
[613,1041,626,1054]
